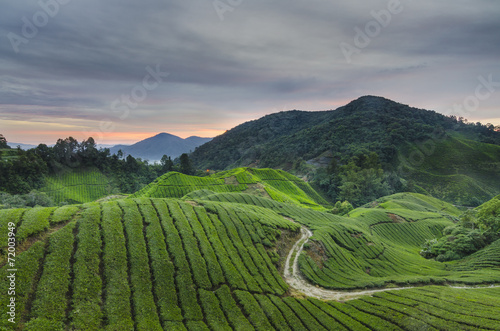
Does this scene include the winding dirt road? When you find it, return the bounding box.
[283,225,499,301]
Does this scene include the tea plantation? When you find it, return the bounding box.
[0,169,499,330]
[40,168,112,204]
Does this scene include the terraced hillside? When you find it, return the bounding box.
[399,133,500,205]
[40,168,112,204]
[1,198,499,329]
[131,167,330,210]
[1,169,499,330]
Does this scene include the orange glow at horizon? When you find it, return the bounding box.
[5,129,226,146]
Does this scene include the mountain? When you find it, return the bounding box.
[191,95,499,169]
[7,142,38,150]
[190,96,500,205]
[109,132,212,161]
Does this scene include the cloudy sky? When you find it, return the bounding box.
[1,0,499,145]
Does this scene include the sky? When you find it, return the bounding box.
[1,0,499,145]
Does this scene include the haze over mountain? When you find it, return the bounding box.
[7,142,38,150]
[110,132,212,161]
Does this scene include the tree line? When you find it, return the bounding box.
[0,134,195,206]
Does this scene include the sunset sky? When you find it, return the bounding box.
[1,0,499,145]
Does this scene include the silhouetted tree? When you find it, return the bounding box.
[0,134,9,149]
[179,153,193,175]
[161,154,174,173]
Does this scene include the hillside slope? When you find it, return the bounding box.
[190,96,500,205]
[399,134,500,205]
[39,168,113,204]
[1,191,499,330]
[131,167,331,210]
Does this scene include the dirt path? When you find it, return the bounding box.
[283,224,500,301]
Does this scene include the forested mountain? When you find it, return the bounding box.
[110,132,212,161]
[191,96,500,206]
[191,96,498,169]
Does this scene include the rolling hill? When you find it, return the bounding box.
[131,167,331,210]
[39,168,113,204]
[189,96,500,206]
[110,132,212,161]
[399,133,500,205]
[1,168,499,330]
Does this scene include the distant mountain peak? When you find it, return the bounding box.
[348,95,396,106]
[110,133,212,161]
[155,132,176,137]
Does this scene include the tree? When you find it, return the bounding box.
[33,144,52,163]
[160,154,173,173]
[0,134,8,149]
[126,155,139,172]
[476,197,500,234]
[337,157,391,206]
[80,137,98,166]
[331,201,353,215]
[179,153,193,175]
[53,137,80,167]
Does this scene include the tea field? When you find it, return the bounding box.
[40,168,112,204]
[0,169,499,330]
[132,167,330,210]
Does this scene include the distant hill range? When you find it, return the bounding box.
[190,95,500,205]
[7,142,38,150]
[110,132,212,161]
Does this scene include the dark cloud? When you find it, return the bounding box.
[1,0,499,143]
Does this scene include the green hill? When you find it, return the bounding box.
[39,168,113,204]
[399,133,500,205]
[131,167,331,210]
[1,173,499,330]
[190,96,500,206]
[0,149,18,161]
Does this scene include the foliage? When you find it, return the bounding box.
[0,135,171,197]
[70,204,103,329]
[179,153,193,175]
[420,195,500,261]
[160,154,174,173]
[317,152,396,207]
[191,96,500,169]
[29,222,75,326]
[330,201,353,216]
[188,96,500,207]
[0,242,46,329]
[40,168,111,204]
[0,191,54,209]
[0,134,8,149]
[0,146,48,194]
[476,195,500,233]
